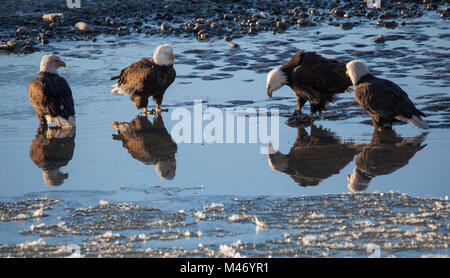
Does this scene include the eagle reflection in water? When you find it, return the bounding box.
[347,129,427,192]
[268,124,360,187]
[112,113,177,180]
[29,125,76,186]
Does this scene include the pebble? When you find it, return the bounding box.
[297,19,316,27]
[75,22,92,32]
[160,23,172,33]
[22,45,35,54]
[340,22,353,30]
[7,41,20,49]
[228,43,240,48]
[16,26,29,35]
[198,31,210,40]
[376,20,398,29]
[372,35,385,43]
[0,44,10,51]
[331,8,345,17]
[42,13,63,24]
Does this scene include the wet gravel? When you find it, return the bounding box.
[1,0,448,54]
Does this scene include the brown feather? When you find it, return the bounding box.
[113,58,176,109]
[354,74,426,129]
[281,51,352,114]
[28,72,74,123]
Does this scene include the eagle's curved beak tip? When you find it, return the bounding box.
[58,60,66,68]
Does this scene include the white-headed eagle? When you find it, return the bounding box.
[346,60,429,130]
[29,54,75,128]
[111,44,176,114]
[266,51,352,117]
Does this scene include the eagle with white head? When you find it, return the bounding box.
[29,54,75,128]
[111,44,176,114]
[266,51,351,117]
[346,60,428,130]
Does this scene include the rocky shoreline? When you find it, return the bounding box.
[0,0,448,54]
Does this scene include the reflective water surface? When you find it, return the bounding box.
[0,15,449,257]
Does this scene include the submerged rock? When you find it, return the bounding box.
[285,112,313,127]
[340,22,353,30]
[372,35,385,43]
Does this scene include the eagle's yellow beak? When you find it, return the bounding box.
[345,70,349,77]
[57,60,66,68]
[169,54,174,61]
[267,88,273,98]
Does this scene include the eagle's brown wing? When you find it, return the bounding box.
[112,58,176,109]
[113,58,158,95]
[290,52,351,95]
[355,77,424,120]
[29,73,74,120]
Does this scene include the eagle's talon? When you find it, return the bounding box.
[144,108,156,115]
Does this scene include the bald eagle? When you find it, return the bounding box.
[29,54,75,128]
[346,60,429,130]
[112,113,177,180]
[30,125,75,186]
[111,44,176,114]
[347,129,426,192]
[268,125,360,187]
[266,51,351,117]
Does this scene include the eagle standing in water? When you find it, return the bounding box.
[266,51,351,117]
[346,60,429,130]
[111,45,176,114]
[28,54,75,128]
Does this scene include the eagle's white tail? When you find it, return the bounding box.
[111,84,130,95]
[111,84,120,94]
[396,115,429,129]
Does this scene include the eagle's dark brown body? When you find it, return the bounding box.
[111,58,176,109]
[281,51,351,114]
[354,74,427,129]
[28,72,74,125]
[268,125,359,187]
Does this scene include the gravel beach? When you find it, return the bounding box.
[0,0,448,54]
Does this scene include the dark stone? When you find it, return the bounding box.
[340,22,353,30]
[372,35,385,43]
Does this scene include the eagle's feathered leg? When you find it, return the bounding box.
[295,96,306,114]
[154,94,168,113]
[309,105,322,119]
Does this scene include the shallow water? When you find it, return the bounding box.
[0,14,449,257]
